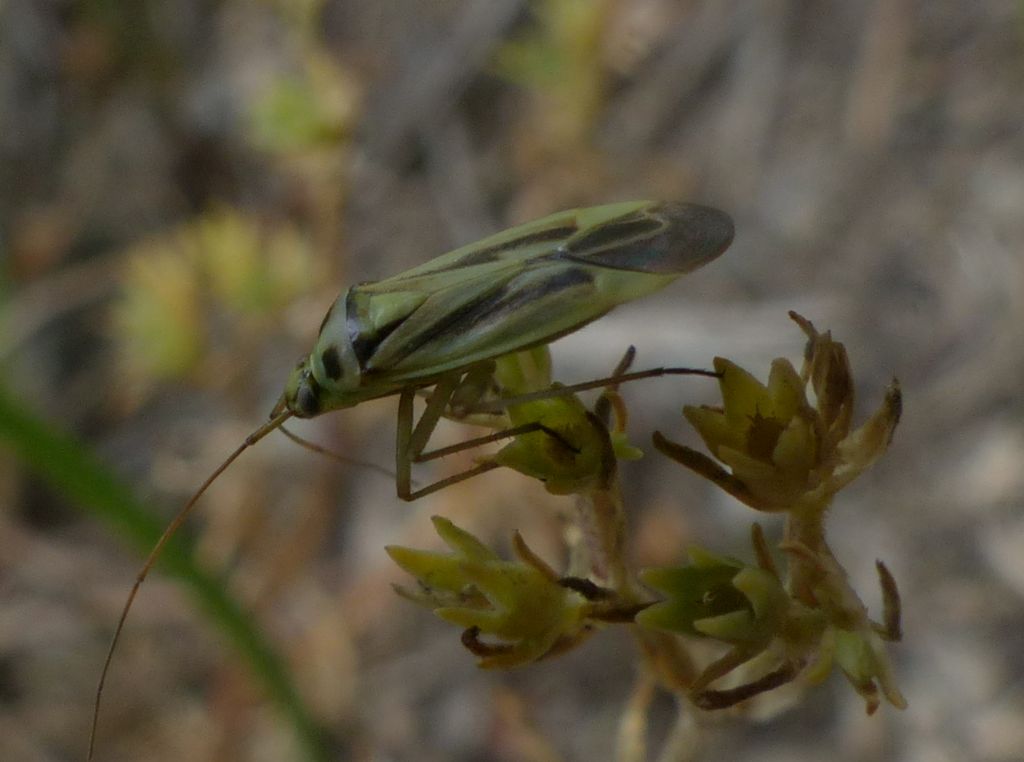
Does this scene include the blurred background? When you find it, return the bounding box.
[2,1,1023,760]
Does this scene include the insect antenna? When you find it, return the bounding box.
[88,408,292,760]
[279,424,399,482]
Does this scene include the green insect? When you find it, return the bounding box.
[89,199,734,757]
[278,199,733,498]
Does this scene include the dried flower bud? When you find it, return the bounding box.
[655,313,901,514]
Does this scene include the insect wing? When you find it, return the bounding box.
[562,201,733,276]
[375,204,599,281]
[364,258,602,379]
[352,201,732,383]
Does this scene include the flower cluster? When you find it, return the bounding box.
[654,312,901,515]
[643,313,905,713]
[389,313,907,718]
[637,528,905,713]
[637,541,792,647]
[387,517,595,669]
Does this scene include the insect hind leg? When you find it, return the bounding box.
[395,365,579,501]
[396,375,504,501]
[394,354,717,501]
[396,373,465,500]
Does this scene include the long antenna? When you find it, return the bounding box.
[88,408,292,760]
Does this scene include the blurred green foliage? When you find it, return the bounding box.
[249,52,358,153]
[0,384,331,760]
[494,0,612,149]
[112,209,321,394]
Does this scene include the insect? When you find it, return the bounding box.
[280,199,733,497]
[89,199,734,757]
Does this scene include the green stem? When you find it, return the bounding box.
[783,498,832,607]
[581,479,633,597]
[0,384,331,761]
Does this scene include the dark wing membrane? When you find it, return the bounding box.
[562,202,734,275]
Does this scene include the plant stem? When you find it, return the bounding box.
[783,499,832,607]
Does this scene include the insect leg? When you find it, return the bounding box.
[396,390,510,501]
[396,388,417,500]
[278,425,398,481]
[407,373,464,457]
[417,421,578,462]
[416,361,506,430]
[401,461,502,501]
[471,365,719,414]
[396,356,701,500]
[396,367,577,500]
[446,360,497,419]
[396,372,463,500]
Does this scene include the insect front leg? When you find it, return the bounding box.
[396,373,458,500]
[446,361,500,421]
[396,372,506,501]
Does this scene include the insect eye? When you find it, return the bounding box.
[295,376,321,417]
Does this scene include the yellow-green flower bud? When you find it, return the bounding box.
[387,517,592,668]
